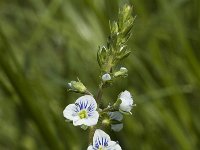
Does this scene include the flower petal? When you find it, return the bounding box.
[87,145,94,150]
[107,141,122,150]
[120,90,133,103]
[84,111,99,126]
[119,90,133,112]
[111,124,123,132]
[72,116,84,126]
[75,95,97,111]
[119,99,132,112]
[63,104,77,120]
[93,129,110,148]
[109,111,123,121]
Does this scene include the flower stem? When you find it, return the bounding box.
[100,106,115,115]
[88,82,105,145]
[96,82,104,104]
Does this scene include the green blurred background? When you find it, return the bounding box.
[0,0,200,149]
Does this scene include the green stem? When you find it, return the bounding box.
[88,81,104,145]
[100,106,114,115]
[85,90,93,96]
[96,82,104,104]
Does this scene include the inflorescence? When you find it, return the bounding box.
[63,4,135,150]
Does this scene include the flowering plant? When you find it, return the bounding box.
[63,4,135,149]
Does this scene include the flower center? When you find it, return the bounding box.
[98,146,104,150]
[78,109,88,119]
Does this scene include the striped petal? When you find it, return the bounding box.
[93,129,110,148]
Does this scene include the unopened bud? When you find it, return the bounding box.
[68,80,87,93]
[102,118,110,126]
[114,67,128,77]
[102,73,111,81]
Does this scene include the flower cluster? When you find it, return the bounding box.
[63,90,134,149]
[62,4,135,150]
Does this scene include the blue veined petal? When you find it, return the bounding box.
[87,104,96,117]
[93,129,111,148]
[87,103,95,112]
[75,95,97,112]
[78,100,88,110]
[94,136,108,148]
[92,129,122,150]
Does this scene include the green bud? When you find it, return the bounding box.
[114,67,128,77]
[118,5,133,30]
[109,21,119,34]
[97,46,108,68]
[102,118,110,126]
[97,4,134,73]
[68,79,87,93]
[123,5,132,22]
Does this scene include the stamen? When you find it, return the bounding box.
[78,109,88,119]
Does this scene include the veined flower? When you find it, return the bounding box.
[119,90,134,114]
[87,129,122,150]
[63,95,99,126]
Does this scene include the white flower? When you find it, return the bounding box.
[119,90,133,113]
[109,111,123,132]
[87,129,122,150]
[63,95,99,126]
[102,73,111,81]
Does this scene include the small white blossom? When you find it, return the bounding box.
[119,90,133,113]
[102,73,111,81]
[87,129,122,150]
[63,95,99,126]
[109,111,123,132]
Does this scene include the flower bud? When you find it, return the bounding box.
[102,118,110,126]
[68,80,87,93]
[102,73,111,81]
[114,67,128,77]
[97,46,108,68]
[110,21,119,34]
